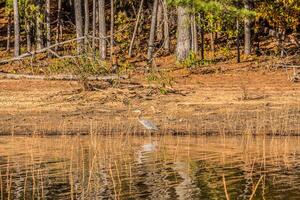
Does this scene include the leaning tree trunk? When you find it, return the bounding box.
[99,0,106,60]
[162,0,170,52]
[6,10,12,52]
[244,0,252,55]
[176,6,191,61]
[46,0,51,57]
[147,0,159,62]
[13,0,20,57]
[74,0,84,53]
[128,0,144,57]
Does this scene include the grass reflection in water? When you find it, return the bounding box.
[0,135,299,199]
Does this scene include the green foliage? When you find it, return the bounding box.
[256,0,300,30]
[2,0,299,75]
[48,59,74,74]
[5,0,13,8]
[73,56,110,77]
[4,0,13,15]
[168,0,256,42]
[115,12,131,51]
[168,0,255,18]
[182,52,213,68]
[48,56,109,77]
[219,46,232,59]
[117,60,134,74]
[146,70,173,95]
[182,52,198,68]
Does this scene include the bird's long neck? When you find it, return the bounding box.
[138,112,142,120]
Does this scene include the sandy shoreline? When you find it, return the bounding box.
[0,69,299,135]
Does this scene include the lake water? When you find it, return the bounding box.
[0,135,300,199]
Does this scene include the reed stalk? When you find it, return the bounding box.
[222,174,230,200]
[0,170,3,200]
[249,176,264,200]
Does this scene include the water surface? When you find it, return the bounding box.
[0,135,299,199]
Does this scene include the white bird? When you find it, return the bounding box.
[133,109,158,131]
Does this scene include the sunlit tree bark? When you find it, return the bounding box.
[156,1,163,41]
[13,0,20,56]
[244,0,252,55]
[99,0,106,60]
[176,5,191,61]
[162,0,170,52]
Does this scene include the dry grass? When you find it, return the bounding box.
[0,68,299,136]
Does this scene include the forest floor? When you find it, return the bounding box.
[0,55,299,135]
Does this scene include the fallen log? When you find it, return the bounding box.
[0,72,128,81]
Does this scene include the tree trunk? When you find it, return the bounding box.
[176,6,191,61]
[200,27,204,60]
[110,0,115,65]
[210,32,215,58]
[254,31,260,56]
[36,15,43,50]
[199,13,205,60]
[6,11,12,52]
[279,29,286,58]
[98,0,106,60]
[237,19,241,63]
[92,0,96,58]
[13,0,20,57]
[128,0,144,57]
[36,1,43,50]
[25,19,31,52]
[156,1,163,41]
[84,0,89,46]
[46,0,51,56]
[147,0,159,62]
[191,13,198,54]
[96,1,99,35]
[162,0,170,52]
[55,0,62,52]
[244,0,252,55]
[74,0,84,53]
